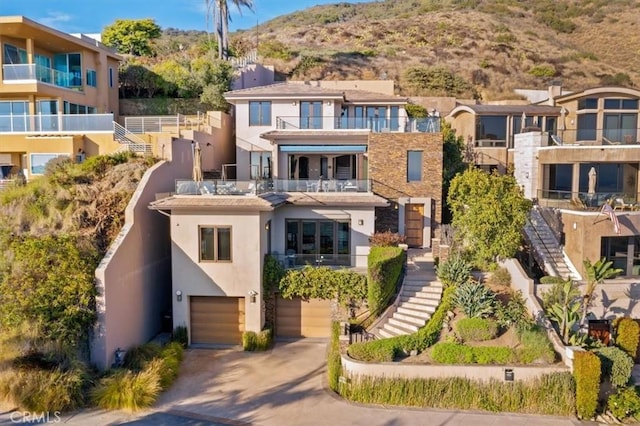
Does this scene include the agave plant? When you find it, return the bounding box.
[453,280,497,318]
[436,255,472,288]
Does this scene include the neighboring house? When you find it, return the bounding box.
[149,80,444,346]
[0,15,148,183]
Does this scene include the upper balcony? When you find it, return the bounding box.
[537,189,639,211]
[554,128,640,146]
[2,64,82,90]
[0,113,114,133]
[275,116,441,133]
[175,178,371,196]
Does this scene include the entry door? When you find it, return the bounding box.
[405,204,424,247]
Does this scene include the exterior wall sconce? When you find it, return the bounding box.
[326,100,332,106]
[292,101,297,106]
[358,219,364,226]
[265,222,270,231]
[393,202,399,210]
[175,290,182,302]
[249,290,258,304]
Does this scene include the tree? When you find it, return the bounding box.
[207,0,254,60]
[102,19,161,56]
[581,257,622,326]
[193,58,234,110]
[448,167,532,268]
[442,121,466,223]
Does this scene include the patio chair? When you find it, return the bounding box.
[613,198,631,211]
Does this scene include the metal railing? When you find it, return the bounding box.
[271,179,370,193]
[175,179,268,195]
[0,114,114,133]
[553,128,640,146]
[113,122,152,154]
[269,253,367,269]
[275,116,441,133]
[536,189,638,210]
[2,64,81,88]
[124,115,183,134]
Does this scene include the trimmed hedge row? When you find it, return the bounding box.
[431,342,513,364]
[367,246,405,317]
[573,351,601,420]
[348,286,456,362]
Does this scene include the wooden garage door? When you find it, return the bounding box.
[405,203,424,247]
[276,297,331,338]
[190,296,245,345]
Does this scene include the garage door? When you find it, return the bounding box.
[190,296,245,345]
[276,297,331,338]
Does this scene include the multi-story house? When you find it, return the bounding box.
[150,80,443,346]
[0,16,142,183]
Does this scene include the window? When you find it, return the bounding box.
[35,54,52,83]
[578,98,598,110]
[30,153,69,175]
[53,53,82,87]
[109,67,114,88]
[604,98,639,110]
[577,113,597,140]
[542,164,572,198]
[390,106,400,131]
[0,101,28,132]
[300,101,322,129]
[407,150,423,182]
[199,226,232,262]
[250,151,271,179]
[476,116,507,145]
[86,69,97,87]
[249,101,271,126]
[2,44,27,64]
[285,219,350,265]
[366,106,387,131]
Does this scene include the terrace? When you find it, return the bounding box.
[2,63,82,89]
[175,178,371,196]
[275,116,441,133]
[0,113,114,133]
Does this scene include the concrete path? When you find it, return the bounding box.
[8,340,588,426]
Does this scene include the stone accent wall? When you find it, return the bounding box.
[368,132,443,227]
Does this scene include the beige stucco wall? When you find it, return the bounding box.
[90,139,193,370]
[170,210,266,341]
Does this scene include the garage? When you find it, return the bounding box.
[190,296,245,345]
[276,297,332,338]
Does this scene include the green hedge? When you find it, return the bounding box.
[348,286,456,362]
[327,322,341,392]
[367,246,404,317]
[615,317,640,358]
[573,351,601,419]
[431,342,514,364]
[595,346,633,388]
[455,317,498,342]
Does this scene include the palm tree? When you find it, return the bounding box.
[580,257,623,326]
[207,0,254,60]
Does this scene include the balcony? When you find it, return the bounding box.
[174,178,371,195]
[553,128,640,146]
[0,114,114,133]
[270,252,366,269]
[275,116,440,133]
[537,189,639,211]
[2,64,82,89]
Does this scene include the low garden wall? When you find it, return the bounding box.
[341,353,569,382]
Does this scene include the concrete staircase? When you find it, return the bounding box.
[524,207,581,280]
[374,250,443,339]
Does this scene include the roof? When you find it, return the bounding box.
[554,86,640,103]
[447,104,561,117]
[149,191,388,211]
[341,89,406,103]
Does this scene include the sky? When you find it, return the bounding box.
[0,0,373,34]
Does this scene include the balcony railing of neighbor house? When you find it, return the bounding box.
[2,64,82,88]
[537,189,639,211]
[270,252,367,269]
[552,128,640,146]
[124,115,204,134]
[174,178,371,195]
[0,114,114,133]
[275,116,441,133]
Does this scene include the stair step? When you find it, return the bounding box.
[388,318,420,332]
[401,290,442,300]
[403,282,442,290]
[401,301,438,312]
[382,322,415,336]
[402,286,442,295]
[400,296,440,306]
[397,306,432,319]
[378,328,398,338]
[392,312,428,326]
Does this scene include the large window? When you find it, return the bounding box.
[35,54,52,83]
[249,101,271,126]
[250,151,271,179]
[366,106,387,131]
[476,116,507,145]
[604,113,637,143]
[602,236,640,276]
[285,220,350,265]
[300,101,322,129]
[53,53,82,87]
[604,98,639,110]
[542,164,572,198]
[0,101,28,132]
[86,69,97,87]
[199,226,232,262]
[2,44,27,64]
[30,153,69,175]
[407,150,423,182]
[577,113,597,141]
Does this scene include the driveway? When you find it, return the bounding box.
[1,341,584,425]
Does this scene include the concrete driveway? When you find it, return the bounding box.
[2,341,584,425]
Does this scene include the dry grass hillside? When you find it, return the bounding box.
[233,0,640,99]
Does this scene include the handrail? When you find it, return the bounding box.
[113,122,151,154]
[524,212,566,279]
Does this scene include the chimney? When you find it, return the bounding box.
[547,82,562,105]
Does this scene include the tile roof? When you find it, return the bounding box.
[284,192,388,207]
[225,83,344,98]
[456,104,562,115]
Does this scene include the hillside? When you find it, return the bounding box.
[229,0,640,99]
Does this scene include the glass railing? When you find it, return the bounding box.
[271,179,370,192]
[175,179,270,195]
[537,189,638,210]
[0,114,114,133]
[2,64,81,88]
[551,128,640,146]
[275,116,441,133]
[269,252,366,269]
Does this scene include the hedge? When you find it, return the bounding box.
[455,317,498,342]
[348,286,456,362]
[431,342,514,364]
[367,246,405,317]
[595,346,633,388]
[573,351,601,419]
[242,329,273,351]
[327,322,341,392]
[615,317,640,358]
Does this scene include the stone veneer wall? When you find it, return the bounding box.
[368,132,443,228]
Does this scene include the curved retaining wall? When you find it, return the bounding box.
[341,353,569,382]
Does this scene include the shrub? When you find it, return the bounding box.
[369,231,406,247]
[473,346,514,364]
[455,317,498,342]
[516,327,556,364]
[158,342,183,390]
[172,326,188,348]
[256,328,273,351]
[497,291,532,330]
[487,267,511,287]
[431,342,474,363]
[327,322,341,391]
[348,339,397,363]
[539,275,565,285]
[573,351,601,419]
[595,346,634,388]
[608,386,640,422]
[367,247,404,317]
[454,281,496,318]
[123,343,162,370]
[242,331,258,351]
[91,359,162,412]
[435,255,472,288]
[615,317,640,358]
[0,365,87,412]
[528,64,557,78]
